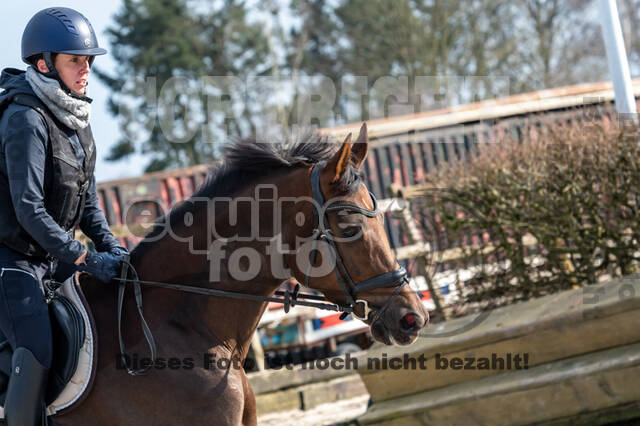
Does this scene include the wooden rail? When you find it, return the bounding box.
[319,78,640,141]
[356,274,640,425]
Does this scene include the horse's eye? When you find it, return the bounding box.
[341,226,361,238]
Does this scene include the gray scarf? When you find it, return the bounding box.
[25,66,91,130]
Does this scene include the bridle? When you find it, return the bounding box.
[304,161,409,323]
[112,160,410,375]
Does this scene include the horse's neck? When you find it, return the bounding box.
[186,168,313,356]
[83,166,308,360]
[118,168,311,360]
[124,242,278,361]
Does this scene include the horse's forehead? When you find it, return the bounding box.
[337,184,374,210]
[276,167,373,210]
[355,184,375,210]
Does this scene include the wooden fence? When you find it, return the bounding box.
[355,274,640,425]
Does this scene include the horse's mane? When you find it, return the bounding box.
[131,133,364,258]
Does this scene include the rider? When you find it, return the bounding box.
[0,7,126,425]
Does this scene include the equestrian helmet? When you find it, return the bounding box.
[21,7,107,65]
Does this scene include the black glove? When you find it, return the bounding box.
[77,252,122,283]
[108,245,129,259]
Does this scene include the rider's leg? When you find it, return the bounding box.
[0,247,53,426]
[4,347,49,425]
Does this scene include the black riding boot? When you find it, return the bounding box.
[4,347,48,426]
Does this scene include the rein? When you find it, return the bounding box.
[114,161,411,375]
[115,258,369,375]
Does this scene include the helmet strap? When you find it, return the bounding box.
[43,52,56,74]
[40,52,64,85]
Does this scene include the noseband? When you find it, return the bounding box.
[303,161,409,322]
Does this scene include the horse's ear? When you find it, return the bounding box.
[352,123,368,169]
[325,133,353,184]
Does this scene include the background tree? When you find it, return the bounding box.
[96,0,270,172]
[98,0,617,171]
[510,0,607,92]
[618,0,640,76]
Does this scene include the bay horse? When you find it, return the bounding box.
[56,123,428,425]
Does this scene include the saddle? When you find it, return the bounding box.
[0,273,97,418]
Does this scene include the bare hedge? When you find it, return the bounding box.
[418,116,640,309]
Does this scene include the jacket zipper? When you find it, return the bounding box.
[0,268,37,279]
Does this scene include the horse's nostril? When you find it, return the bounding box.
[400,313,418,331]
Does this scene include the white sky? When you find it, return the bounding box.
[1,1,144,183]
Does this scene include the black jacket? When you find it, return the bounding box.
[0,68,119,264]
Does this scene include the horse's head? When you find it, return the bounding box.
[290,124,428,346]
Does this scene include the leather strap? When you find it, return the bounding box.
[117,255,157,376]
[308,161,409,322]
[113,275,355,313]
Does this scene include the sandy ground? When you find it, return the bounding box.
[257,395,370,426]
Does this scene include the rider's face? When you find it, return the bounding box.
[54,54,91,95]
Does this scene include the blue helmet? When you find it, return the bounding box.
[21,7,107,66]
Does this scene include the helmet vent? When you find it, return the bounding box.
[46,8,79,36]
